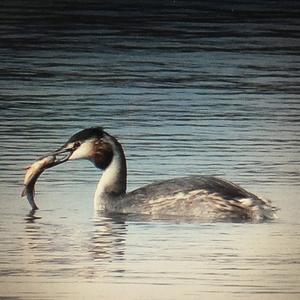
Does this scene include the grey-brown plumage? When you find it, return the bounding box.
[104,175,277,222]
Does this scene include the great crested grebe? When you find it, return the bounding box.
[46,127,277,222]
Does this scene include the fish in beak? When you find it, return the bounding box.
[21,143,80,210]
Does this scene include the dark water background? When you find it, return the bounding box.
[0,1,299,299]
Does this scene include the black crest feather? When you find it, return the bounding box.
[67,127,104,143]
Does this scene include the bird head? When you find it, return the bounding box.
[45,127,114,169]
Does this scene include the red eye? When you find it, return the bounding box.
[74,142,81,149]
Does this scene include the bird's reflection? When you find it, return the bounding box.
[21,208,130,280]
[89,211,128,263]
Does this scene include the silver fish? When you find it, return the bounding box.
[21,155,57,210]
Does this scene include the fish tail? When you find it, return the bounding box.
[21,187,38,210]
[27,191,38,210]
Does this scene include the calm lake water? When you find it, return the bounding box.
[0,1,299,299]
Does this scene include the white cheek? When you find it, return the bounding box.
[69,142,93,160]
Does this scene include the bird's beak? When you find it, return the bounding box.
[38,144,75,167]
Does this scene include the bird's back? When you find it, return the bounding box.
[105,175,276,222]
[127,175,258,201]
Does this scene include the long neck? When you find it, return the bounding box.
[94,138,127,210]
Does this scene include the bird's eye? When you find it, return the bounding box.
[73,141,81,149]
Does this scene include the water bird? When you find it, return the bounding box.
[31,127,277,222]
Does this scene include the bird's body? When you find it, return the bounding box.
[97,175,276,222]
[24,126,277,222]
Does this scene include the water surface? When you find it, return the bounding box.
[0,1,299,299]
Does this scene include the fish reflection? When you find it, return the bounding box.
[24,209,42,223]
[21,210,128,280]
